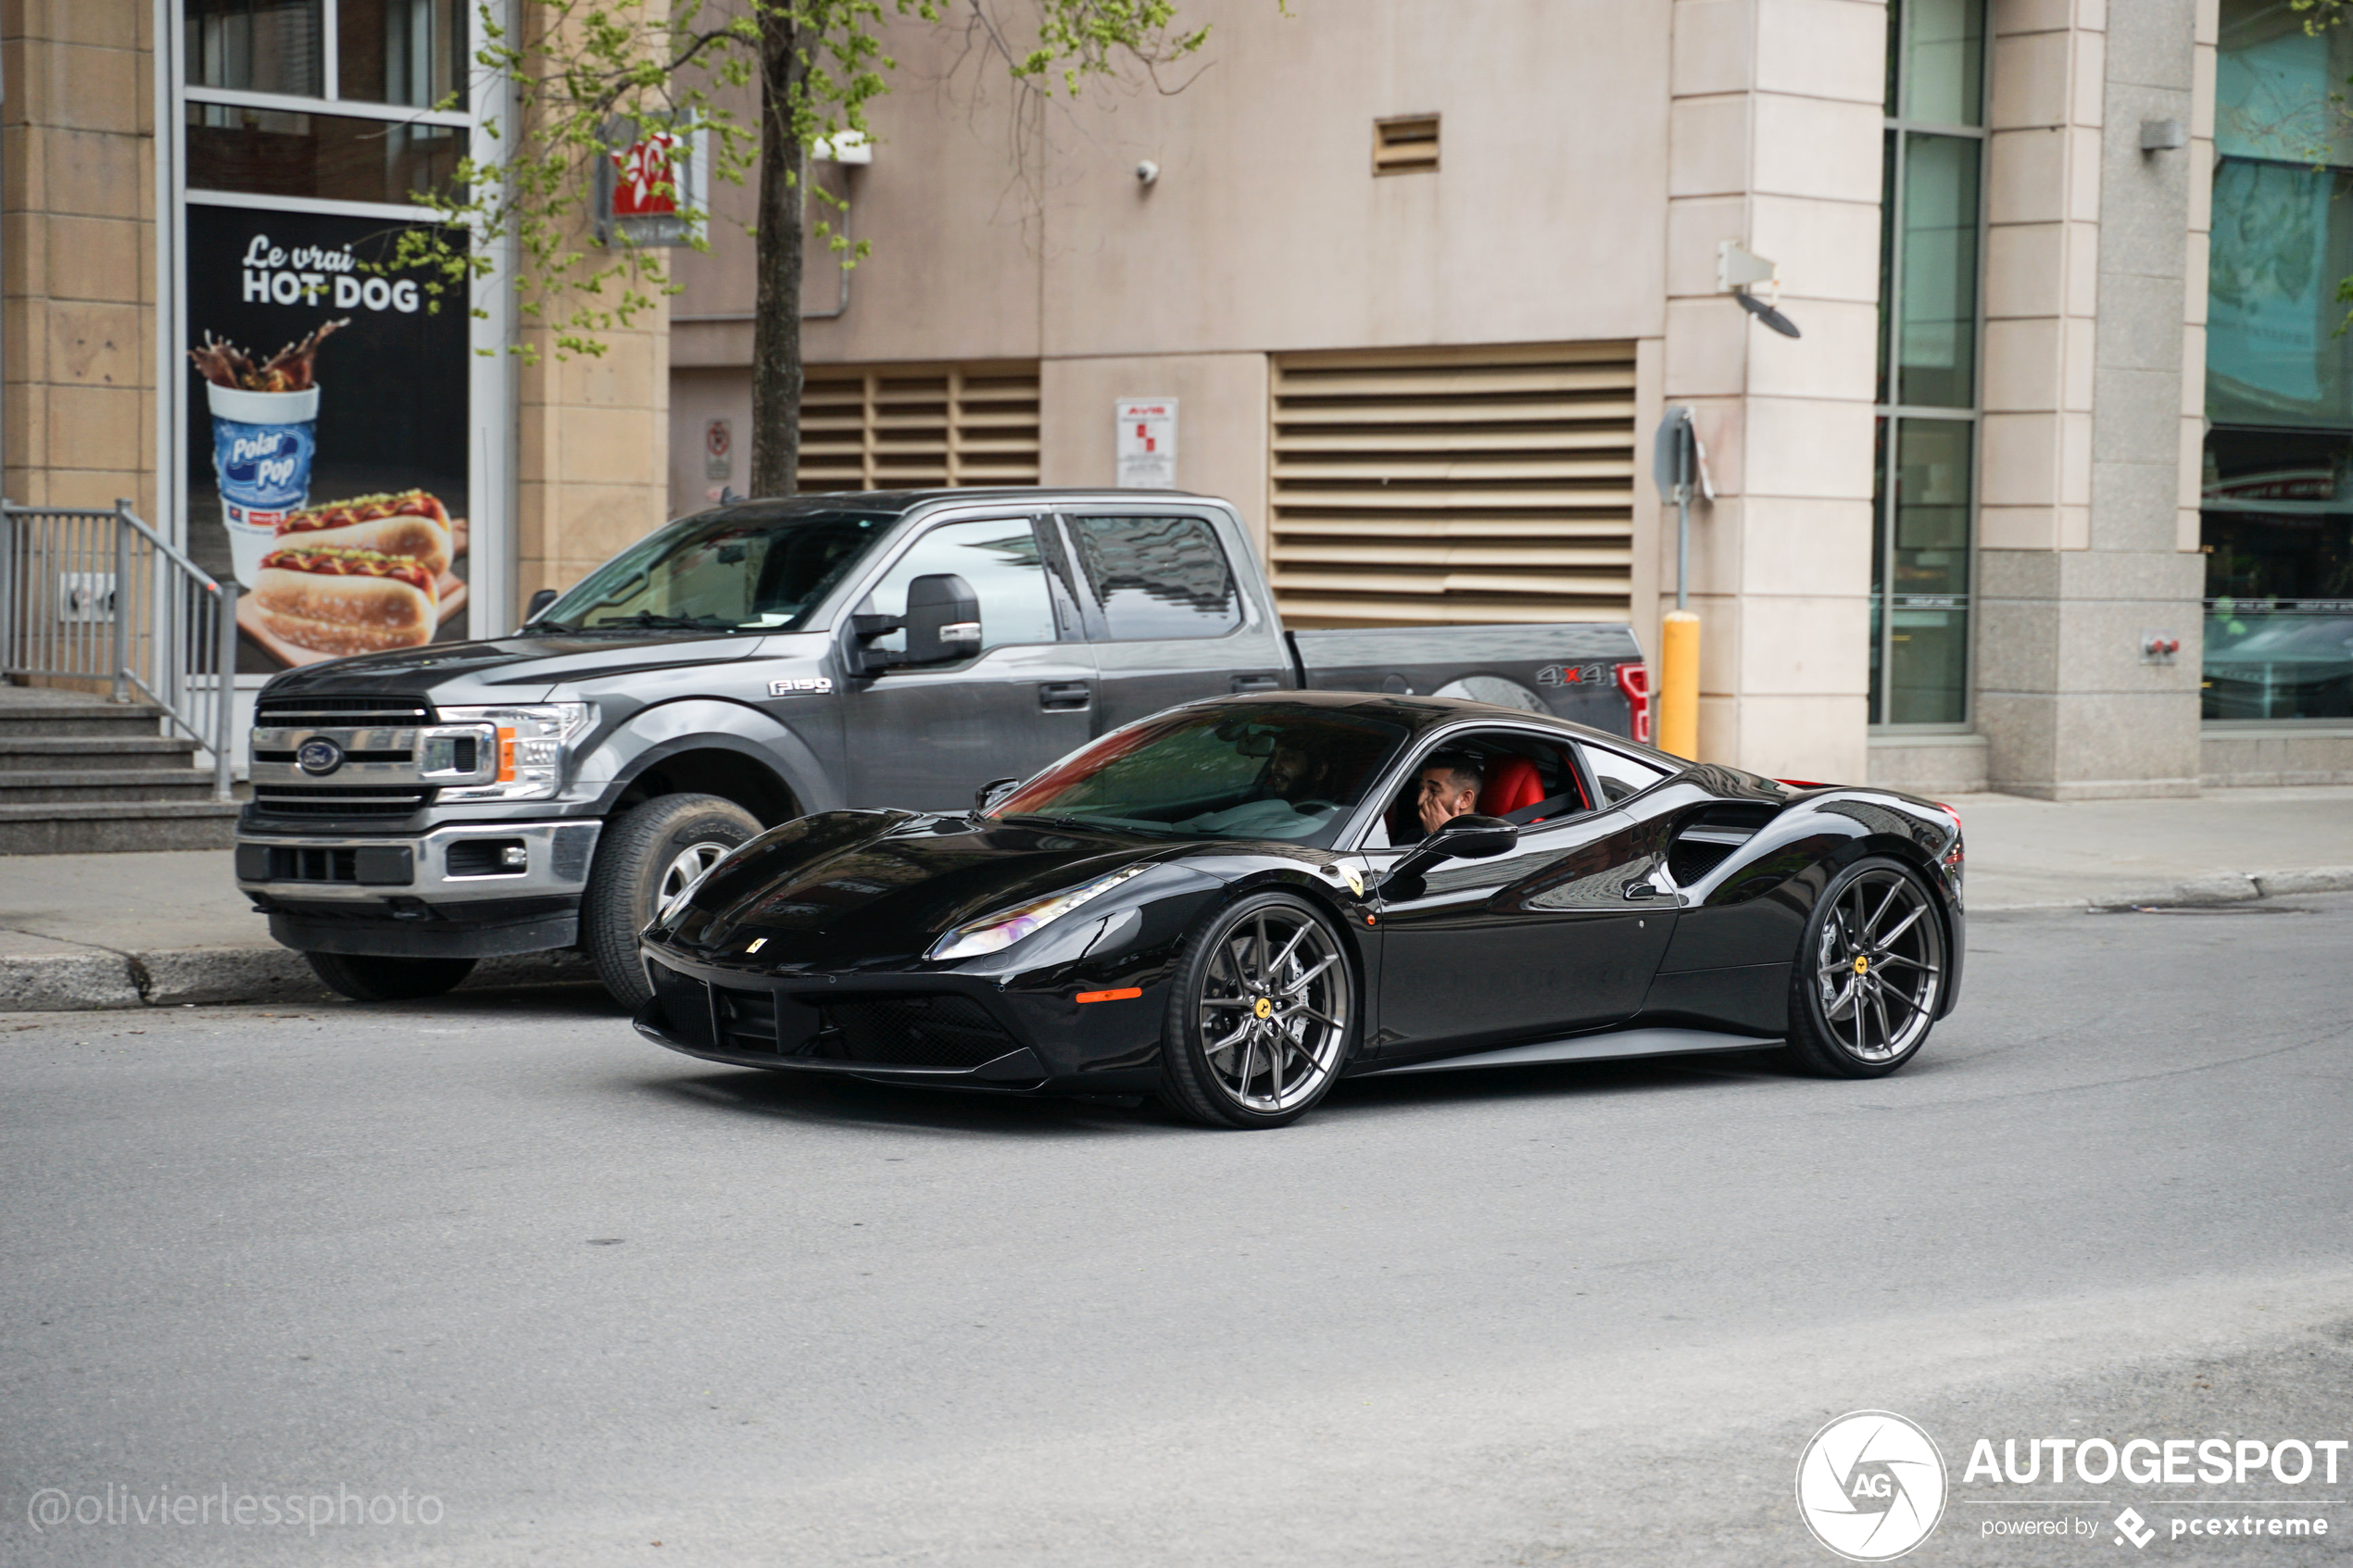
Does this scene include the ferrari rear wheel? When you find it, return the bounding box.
[1785,856,1946,1079]
[1159,892,1354,1129]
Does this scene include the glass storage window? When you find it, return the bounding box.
[1871,0,1985,727]
[337,0,466,107]
[187,0,324,97]
[185,104,465,204]
[2202,0,2353,721]
[2199,427,2353,721]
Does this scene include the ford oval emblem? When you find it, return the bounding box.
[296,737,345,776]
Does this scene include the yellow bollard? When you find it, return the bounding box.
[1657,609,1700,759]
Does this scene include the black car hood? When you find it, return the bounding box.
[257,632,762,702]
[661,810,1193,970]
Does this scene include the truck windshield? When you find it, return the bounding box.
[532,508,898,633]
[992,705,1409,847]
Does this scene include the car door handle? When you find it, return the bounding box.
[1038,682,1091,710]
[1623,883,1660,900]
[1229,674,1283,694]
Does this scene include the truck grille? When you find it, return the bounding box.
[250,785,432,820]
[255,694,434,727]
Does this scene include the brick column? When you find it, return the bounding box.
[1,1,156,513]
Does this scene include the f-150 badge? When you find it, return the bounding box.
[769,677,834,696]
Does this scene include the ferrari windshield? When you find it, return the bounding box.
[533,508,897,633]
[991,705,1410,847]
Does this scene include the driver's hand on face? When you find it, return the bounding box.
[1416,769,1478,837]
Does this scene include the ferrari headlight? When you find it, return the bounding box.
[925,865,1150,963]
[434,702,597,802]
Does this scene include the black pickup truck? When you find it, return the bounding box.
[234,489,1648,1005]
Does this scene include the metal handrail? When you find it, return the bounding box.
[1,497,242,800]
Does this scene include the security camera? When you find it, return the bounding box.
[1136,160,1160,186]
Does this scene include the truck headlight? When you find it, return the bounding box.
[433,703,597,802]
[925,865,1149,962]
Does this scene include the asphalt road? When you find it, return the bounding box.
[4,897,2351,1566]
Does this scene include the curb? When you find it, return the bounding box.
[2086,866,2353,911]
[0,946,599,1012]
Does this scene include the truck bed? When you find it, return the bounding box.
[1286,623,1646,738]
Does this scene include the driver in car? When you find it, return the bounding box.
[1403,754,1484,841]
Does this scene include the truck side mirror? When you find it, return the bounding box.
[523,586,559,624]
[900,573,981,667]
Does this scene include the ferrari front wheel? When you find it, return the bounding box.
[1159,892,1354,1129]
[1785,856,1947,1078]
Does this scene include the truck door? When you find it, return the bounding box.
[1053,510,1292,734]
[839,515,1098,810]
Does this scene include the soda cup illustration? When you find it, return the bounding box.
[188,320,346,587]
[208,383,318,585]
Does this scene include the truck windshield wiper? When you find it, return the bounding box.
[577,611,740,633]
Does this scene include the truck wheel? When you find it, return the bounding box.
[306,952,477,1002]
[583,793,762,1009]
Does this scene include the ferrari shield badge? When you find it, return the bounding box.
[1340,865,1365,897]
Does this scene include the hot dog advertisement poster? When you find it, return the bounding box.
[182,206,472,672]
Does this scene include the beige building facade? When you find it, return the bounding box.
[671,0,2347,797]
[9,0,2347,797]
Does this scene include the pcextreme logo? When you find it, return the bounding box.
[1796,1411,1950,1562]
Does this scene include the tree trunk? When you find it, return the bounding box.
[749,7,811,498]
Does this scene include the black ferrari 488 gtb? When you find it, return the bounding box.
[635,692,1964,1128]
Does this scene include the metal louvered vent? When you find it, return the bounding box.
[797,362,1041,492]
[1268,343,1639,627]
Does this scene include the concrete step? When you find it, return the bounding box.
[0,735,205,771]
[0,701,170,739]
[0,768,221,804]
[0,801,242,854]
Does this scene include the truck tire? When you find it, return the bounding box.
[583,793,763,1009]
[306,952,477,1002]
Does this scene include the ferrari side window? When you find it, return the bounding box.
[1373,730,1592,847]
[1582,743,1677,804]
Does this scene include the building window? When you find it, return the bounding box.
[2203,0,2353,721]
[182,0,472,204]
[1871,0,1985,727]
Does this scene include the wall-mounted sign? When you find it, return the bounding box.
[1116,397,1176,488]
[182,205,472,671]
[598,119,706,247]
[704,418,733,480]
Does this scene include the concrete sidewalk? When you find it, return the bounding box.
[0,852,592,1010]
[5,786,2353,1010]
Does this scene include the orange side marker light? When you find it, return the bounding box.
[1075,987,1143,1004]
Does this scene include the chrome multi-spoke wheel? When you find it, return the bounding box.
[657,839,734,916]
[1161,893,1353,1127]
[1788,858,1946,1077]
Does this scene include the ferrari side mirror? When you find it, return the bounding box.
[1428,813,1516,859]
[975,776,1020,813]
[1378,813,1517,896]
